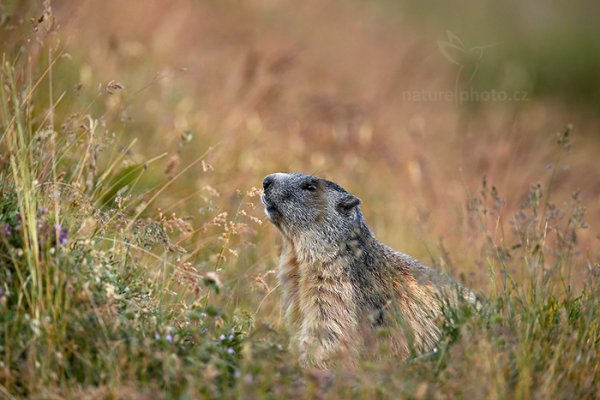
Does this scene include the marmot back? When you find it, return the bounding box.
[262,172,474,368]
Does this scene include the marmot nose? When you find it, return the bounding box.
[263,175,275,191]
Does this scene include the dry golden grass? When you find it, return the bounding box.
[51,0,600,287]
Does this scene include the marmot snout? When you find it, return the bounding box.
[262,172,474,369]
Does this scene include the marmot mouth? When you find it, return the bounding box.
[260,194,277,212]
[261,194,280,220]
[260,194,272,207]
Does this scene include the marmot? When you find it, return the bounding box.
[262,172,475,369]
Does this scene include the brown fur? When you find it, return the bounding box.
[262,172,474,368]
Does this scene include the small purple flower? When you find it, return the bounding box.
[155,332,161,340]
[227,347,235,355]
[54,224,68,246]
[219,334,226,341]
[3,225,11,236]
[165,333,174,343]
[228,334,234,341]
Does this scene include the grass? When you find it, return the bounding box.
[1,1,599,398]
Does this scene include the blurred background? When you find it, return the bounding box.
[2,0,599,303]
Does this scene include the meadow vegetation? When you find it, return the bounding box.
[1,1,599,398]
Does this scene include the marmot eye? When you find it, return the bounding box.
[301,181,317,192]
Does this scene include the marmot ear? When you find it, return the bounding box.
[337,194,361,212]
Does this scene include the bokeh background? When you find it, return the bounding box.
[3,0,599,321]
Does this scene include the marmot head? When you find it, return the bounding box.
[261,173,362,241]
